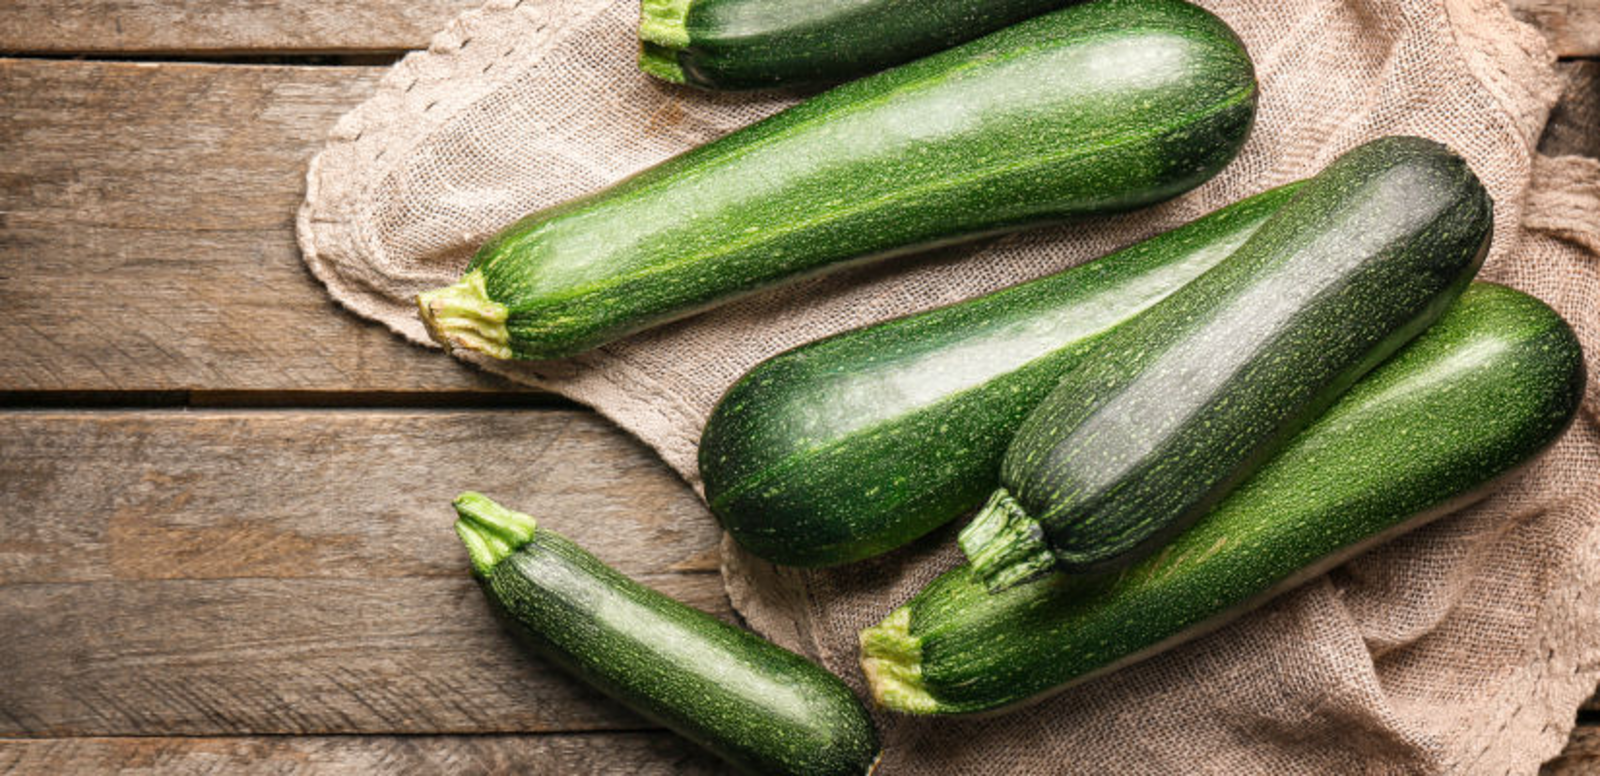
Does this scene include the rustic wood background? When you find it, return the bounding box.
[0,2,1595,773]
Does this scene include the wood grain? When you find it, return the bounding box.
[0,576,728,736]
[0,734,729,774]
[0,58,510,394]
[0,0,1594,57]
[0,409,732,736]
[1541,61,1600,158]
[0,410,720,584]
[1512,0,1600,59]
[0,0,478,55]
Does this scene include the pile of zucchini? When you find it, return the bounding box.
[420,0,1586,771]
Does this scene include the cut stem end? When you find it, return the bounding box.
[859,608,938,715]
[453,491,538,576]
[417,270,512,360]
[958,489,1057,593]
[638,42,687,84]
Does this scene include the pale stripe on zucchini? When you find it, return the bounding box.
[862,283,1585,715]
[421,0,1257,359]
[959,136,1494,589]
[455,493,881,773]
[700,184,1301,567]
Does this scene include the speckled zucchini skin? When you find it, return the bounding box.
[478,526,879,774]
[639,0,1077,89]
[962,136,1493,585]
[467,0,1256,358]
[698,185,1300,567]
[863,283,1586,715]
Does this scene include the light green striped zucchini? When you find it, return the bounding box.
[419,0,1256,359]
[699,184,1300,567]
[960,136,1492,590]
[454,493,880,774]
[861,283,1585,715]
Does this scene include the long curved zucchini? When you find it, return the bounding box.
[453,493,880,774]
[418,0,1257,360]
[862,282,1586,715]
[959,136,1492,591]
[699,184,1301,567]
[639,0,1075,90]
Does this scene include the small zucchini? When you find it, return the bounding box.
[639,0,1075,90]
[453,492,880,775]
[418,0,1256,360]
[960,135,1492,591]
[699,184,1301,567]
[862,282,1586,715]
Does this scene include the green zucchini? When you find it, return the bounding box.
[639,0,1075,90]
[959,135,1492,591]
[862,282,1586,715]
[453,492,879,775]
[699,184,1301,567]
[417,0,1257,360]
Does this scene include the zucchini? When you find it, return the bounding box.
[861,282,1586,715]
[700,184,1301,567]
[417,0,1257,360]
[639,0,1075,90]
[453,492,880,775]
[959,135,1492,591]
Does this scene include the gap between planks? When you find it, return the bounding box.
[0,409,729,737]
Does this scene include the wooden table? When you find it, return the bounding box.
[0,3,1595,773]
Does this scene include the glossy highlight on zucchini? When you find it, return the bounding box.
[418,0,1257,360]
[699,184,1302,567]
[454,493,880,775]
[960,136,1492,591]
[639,0,1077,89]
[862,283,1586,715]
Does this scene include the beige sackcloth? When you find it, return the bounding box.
[298,0,1600,771]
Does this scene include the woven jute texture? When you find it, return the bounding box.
[298,0,1600,771]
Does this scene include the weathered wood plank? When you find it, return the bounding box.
[0,0,1594,57]
[1512,0,1600,59]
[0,1,476,55]
[0,575,727,736]
[1541,61,1600,158]
[0,410,720,584]
[0,409,730,736]
[0,734,730,775]
[0,59,510,393]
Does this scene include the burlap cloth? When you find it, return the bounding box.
[297,0,1600,771]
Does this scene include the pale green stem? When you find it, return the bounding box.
[452,491,538,576]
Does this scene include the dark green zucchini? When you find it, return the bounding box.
[417,0,1256,360]
[959,135,1492,591]
[639,0,1076,90]
[862,282,1586,714]
[699,184,1301,567]
[453,492,879,774]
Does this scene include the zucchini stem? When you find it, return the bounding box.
[638,43,688,85]
[453,492,538,576]
[958,489,1057,593]
[858,608,939,715]
[638,0,691,84]
[417,270,512,360]
[639,0,691,48]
